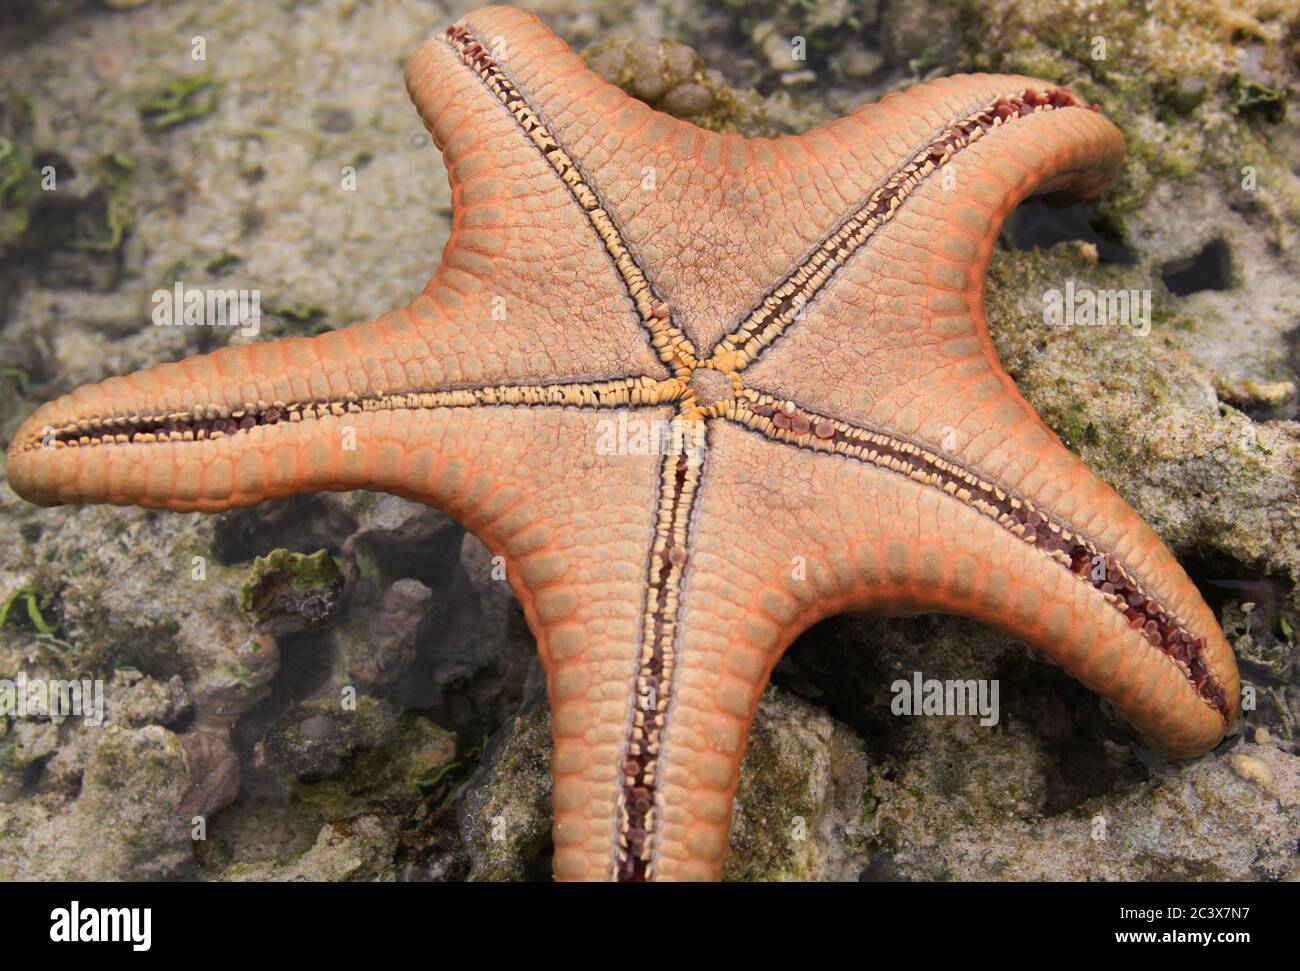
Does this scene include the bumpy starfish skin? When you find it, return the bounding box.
[7,5,1240,881]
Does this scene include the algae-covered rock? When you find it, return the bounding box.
[457,684,554,882]
[339,578,432,694]
[0,724,192,880]
[724,689,871,881]
[210,712,456,881]
[222,814,398,882]
[108,669,191,728]
[265,694,396,781]
[584,35,765,133]
[0,86,40,251]
[455,682,873,880]
[865,737,1300,880]
[239,549,346,634]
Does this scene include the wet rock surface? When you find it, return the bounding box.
[1,0,1298,881]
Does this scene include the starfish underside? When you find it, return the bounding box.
[7,5,1240,881]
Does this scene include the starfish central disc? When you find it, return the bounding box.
[688,367,736,407]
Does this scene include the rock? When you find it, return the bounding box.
[238,549,346,635]
[754,21,799,74]
[457,685,553,882]
[881,0,960,71]
[1229,753,1275,794]
[838,42,884,81]
[210,712,457,881]
[191,632,279,725]
[1167,76,1207,115]
[179,727,241,820]
[862,729,1300,880]
[340,578,433,693]
[780,70,817,88]
[311,105,354,133]
[8,719,59,771]
[0,725,193,880]
[660,82,714,118]
[724,689,870,881]
[264,695,396,781]
[583,34,763,134]
[223,814,398,882]
[109,670,190,727]
[342,495,461,586]
[460,533,512,599]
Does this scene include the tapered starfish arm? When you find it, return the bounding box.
[730,398,1237,752]
[5,304,681,510]
[719,77,1124,372]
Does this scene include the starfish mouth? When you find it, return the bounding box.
[684,364,741,414]
[733,395,1234,724]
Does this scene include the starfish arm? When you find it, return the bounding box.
[8,317,689,883]
[406,8,696,375]
[735,82,1123,377]
[421,5,907,357]
[717,79,1122,370]
[5,309,679,509]
[725,399,1238,755]
[714,84,1240,754]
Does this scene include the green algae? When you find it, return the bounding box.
[139,74,217,131]
[238,549,344,628]
[0,86,41,248]
[68,153,134,252]
[1227,72,1287,123]
[0,585,73,655]
[268,303,332,335]
[204,250,241,274]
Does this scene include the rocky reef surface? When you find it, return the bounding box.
[0,0,1297,880]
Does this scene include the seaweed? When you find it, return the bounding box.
[140,75,217,131]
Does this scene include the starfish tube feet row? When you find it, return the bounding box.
[7,302,682,510]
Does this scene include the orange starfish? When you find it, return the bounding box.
[7,5,1240,881]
